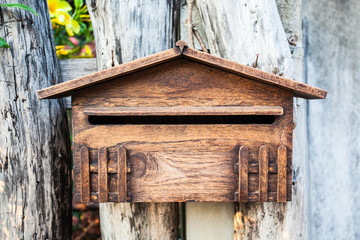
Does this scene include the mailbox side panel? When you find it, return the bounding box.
[71,58,293,203]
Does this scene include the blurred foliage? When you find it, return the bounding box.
[72,205,101,240]
[48,0,95,59]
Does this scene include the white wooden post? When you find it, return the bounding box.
[304,0,360,239]
[184,0,307,239]
[85,0,180,239]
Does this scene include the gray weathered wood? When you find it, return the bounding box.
[304,0,360,239]
[0,1,71,239]
[196,0,294,78]
[85,0,179,238]
[59,58,97,108]
[184,0,306,239]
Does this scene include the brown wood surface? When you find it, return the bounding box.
[71,57,294,203]
[239,146,249,202]
[74,161,280,175]
[37,48,181,99]
[182,47,327,99]
[259,146,269,201]
[83,106,284,116]
[80,146,90,202]
[277,145,287,202]
[98,147,108,202]
[117,145,128,202]
[37,43,327,100]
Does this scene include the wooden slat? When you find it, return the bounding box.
[259,146,269,202]
[277,145,287,202]
[73,191,293,203]
[75,161,277,174]
[239,146,249,202]
[249,162,277,174]
[98,147,108,202]
[117,145,127,202]
[83,106,283,116]
[80,146,90,203]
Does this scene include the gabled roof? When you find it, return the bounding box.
[37,40,327,100]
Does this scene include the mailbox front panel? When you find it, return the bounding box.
[71,59,293,203]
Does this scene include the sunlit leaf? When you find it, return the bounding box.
[0,37,10,48]
[0,3,38,16]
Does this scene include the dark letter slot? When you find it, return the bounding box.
[88,115,276,125]
[84,106,282,125]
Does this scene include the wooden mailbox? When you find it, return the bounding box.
[37,40,327,203]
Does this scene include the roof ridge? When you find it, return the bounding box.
[37,40,327,100]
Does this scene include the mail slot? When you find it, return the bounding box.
[37,40,327,203]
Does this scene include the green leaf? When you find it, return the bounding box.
[0,3,38,16]
[0,37,10,48]
[74,0,83,9]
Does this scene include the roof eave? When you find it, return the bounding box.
[37,40,327,100]
[37,47,182,99]
[181,47,327,99]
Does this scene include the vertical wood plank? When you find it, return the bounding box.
[117,145,127,202]
[99,147,108,202]
[80,146,90,203]
[239,146,249,202]
[88,1,180,238]
[259,146,269,202]
[277,145,287,202]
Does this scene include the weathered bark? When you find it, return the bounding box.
[185,0,305,239]
[85,0,180,239]
[304,0,360,239]
[0,1,71,239]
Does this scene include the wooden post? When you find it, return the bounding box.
[85,0,180,238]
[0,1,71,239]
[304,0,360,238]
[187,0,306,239]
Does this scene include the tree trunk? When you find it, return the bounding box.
[0,1,71,239]
[304,0,360,239]
[185,0,305,239]
[86,1,179,239]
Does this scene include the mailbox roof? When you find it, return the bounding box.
[37,40,327,100]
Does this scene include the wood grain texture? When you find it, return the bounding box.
[191,1,308,239]
[84,0,180,239]
[37,48,181,99]
[0,1,72,239]
[117,145,127,202]
[98,147,108,202]
[81,146,90,203]
[71,57,294,203]
[182,48,326,99]
[277,145,287,202]
[239,146,249,202]
[59,58,98,82]
[259,146,269,201]
[304,1,360,238]
[38,46,326,100]
[59,59,98,109]
[83,106,284,116]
